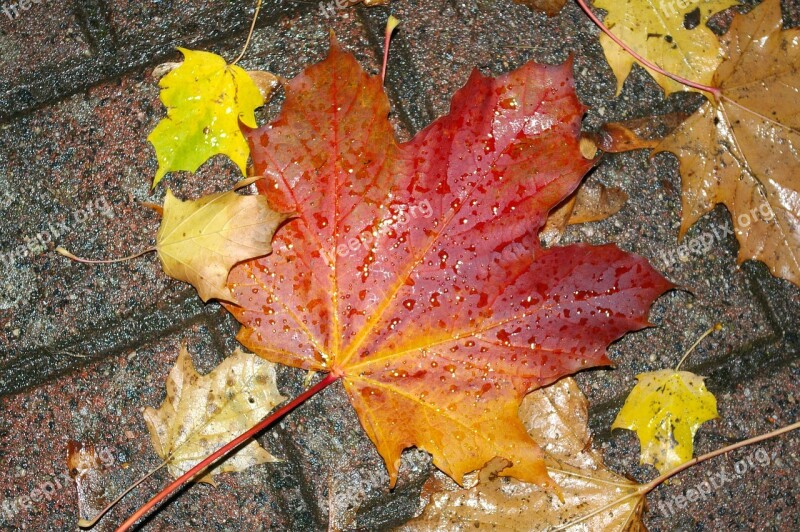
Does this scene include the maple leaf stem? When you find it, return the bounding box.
[77,462,167,528]
[639,418,800,496]
[114,372,340,532]
[231,0,262,66]
[56,246,157,264]
[381,16,400,83]
[674,322,722,371]
[573,0,722,99]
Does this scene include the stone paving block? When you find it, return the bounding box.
[0,0,92,116]
[0,324,318,531]
[0,69,217,391]
[0,0,798,530]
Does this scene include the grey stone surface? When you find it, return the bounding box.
[0,0,798,530]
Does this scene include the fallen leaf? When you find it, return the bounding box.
[588,112,690,152]
[401,378,646,531]
[144,345,286,484]
[148,48,273,187]
[656,0,800,286]
[68,441,113,523]
[541,180,629,246]
[594,0,740,95]
[612,369,718,474]
[227,38,671,489]
[514,0,568,17]
[156,187,288,303]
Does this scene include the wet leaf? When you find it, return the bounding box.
[144,345,286,484]
[402,378,646,531]
[227,38,672,489]
[541,180,629,246]
[148,49,273,187]
[613,369,718,474]
[156,187,288,303]
[513,0,568,17]
[594,0,740,94]
[68,441,113,523]
[656,0,800,286]
[588,112,690,152]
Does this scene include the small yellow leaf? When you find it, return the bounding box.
[144,345,286,483]
[156,188,288,303]
[612,369,718,474]
[594,0,740,95]
[148,48,272,186]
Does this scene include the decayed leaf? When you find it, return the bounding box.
[541,180,629,246]
[227,39,672,489]
[588,112,690,153]
[148,48,272,187]
[67,441,113,523]
[156,188,287,303]
[402,378,646,531]
[514,0,568,17]
[144,345,286,484]
[613,369,718,474]
[594,0,740,95]
[656,0,800,286]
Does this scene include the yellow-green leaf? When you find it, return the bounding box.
[156,188,288,303]
[612,369,718,474]
[148,48,268,186]
[144,345,286,484]
[594,0,740,95]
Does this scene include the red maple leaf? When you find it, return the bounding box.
[227,39,671,488]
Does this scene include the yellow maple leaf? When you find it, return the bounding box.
[148,48,269,187]
[156,187,288,303]
[594,0,739,95]
[612,369,718,474]
[144,344,287,484]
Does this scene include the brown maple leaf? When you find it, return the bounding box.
[656,0,800,286]
[227,39,671,489]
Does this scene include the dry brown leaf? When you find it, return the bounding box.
[656,0,800,286]
[156,189,288,303]
[144,345,286,485]
[402,378,645,531]
[589,112,690,153]
[513,0,567,17]
[542,180,628,246]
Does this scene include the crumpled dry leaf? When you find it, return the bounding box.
[513,0,568,17]
[156,188,288,303]
[401,378,646,531]
[541,180,628,246]
[613,369,718,474]
[656,0,800,286]
[595,0,740,95]
[148,48,275,187]
[144,345,286,485]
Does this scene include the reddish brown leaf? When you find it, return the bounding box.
[588,112,690,153]
[227,39,671,489]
